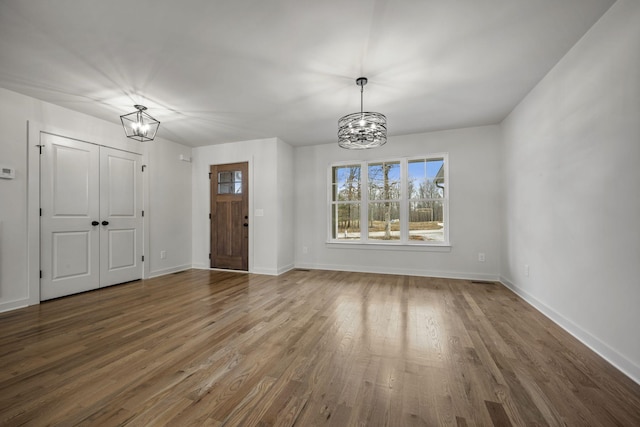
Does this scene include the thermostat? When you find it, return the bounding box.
[0,166,15,179]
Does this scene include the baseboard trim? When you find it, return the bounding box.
[294,262,499,282]
[0,298,29,314]
[147,265,192,279]
[191,263,295,276]
[277,264,295,275]
[499,276,640,385]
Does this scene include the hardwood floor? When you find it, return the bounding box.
[0,269,639,426]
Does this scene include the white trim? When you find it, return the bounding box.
[0,298,29,314]
[277,263,295,275]
[295,262,498,282]
[147,265,192,279]
[500,276,640,385]
[326,242,451,252]
[191,263,211,270]
[191,266,250,274]
[251,267,279,276]
[26,121,41,306]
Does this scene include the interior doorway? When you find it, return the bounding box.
[210,162,249,271]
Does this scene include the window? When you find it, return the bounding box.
[330,164,361,240]
[368,161,401,240]
[329,154,448,245]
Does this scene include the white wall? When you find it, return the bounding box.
[191,137,295,275]
[501,0,640,383]
[294,125,502,280]
[276,139,295,273]
[0,87,192,311]
[146,139,193,277]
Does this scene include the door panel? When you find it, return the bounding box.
[100,147,143,287]
[52,231,91,280]
[107,229,136,269]
[210,162,248,271]
[41,134,100,300]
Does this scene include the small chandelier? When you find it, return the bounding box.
[338,77,387,149]
[120,105,160,142]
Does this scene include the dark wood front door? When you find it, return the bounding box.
[210,162,249,270]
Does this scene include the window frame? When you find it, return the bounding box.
[327,153,449,246]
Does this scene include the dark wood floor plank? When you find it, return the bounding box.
[0,269,639,426]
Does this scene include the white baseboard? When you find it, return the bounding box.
[0,298,29,313]
[293,262,499,282]
[500,276,640,385]
[277,264,295,275]
[147,264,192,279]
[191,263,210,270]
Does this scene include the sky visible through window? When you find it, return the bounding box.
[408,159,443,183]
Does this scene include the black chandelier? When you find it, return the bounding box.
[338,77,387,149]
[120,105,160,142]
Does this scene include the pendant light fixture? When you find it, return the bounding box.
[120,105,160,142]
[338,77,387,149]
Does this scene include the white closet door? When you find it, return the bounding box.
[40,134,100,300]
[40,135,143,301]
[99,147,143,287]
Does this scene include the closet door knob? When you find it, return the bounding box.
[91,221,99,226]
[102,221,109,226]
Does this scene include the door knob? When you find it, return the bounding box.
[243,223,248,227]
[91,221,99,226]
[102,221,109,226]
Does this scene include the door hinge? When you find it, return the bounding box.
[142,210,144,217]
[208,172,212,179]
[40,270,42,278]
[36,144,44,154]
[209,213,211,220]
[39,208,42,216]
[142,165,147,172]
[209,253,211,259]
[142,255,145,262]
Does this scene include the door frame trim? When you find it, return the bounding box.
[27,120,147,305]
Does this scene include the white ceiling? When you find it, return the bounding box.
[0,0,615,147]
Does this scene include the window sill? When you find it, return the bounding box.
[326,241,451,252]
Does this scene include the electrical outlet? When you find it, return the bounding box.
[160,250,167,260]
[524,264,529,277]
[478,252,485,262]
[302,246,308,254]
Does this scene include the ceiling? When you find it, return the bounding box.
[0,0,615,147]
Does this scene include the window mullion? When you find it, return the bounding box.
[361,161,368,242]
[400,158,408,243]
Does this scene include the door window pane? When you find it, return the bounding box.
[218,171,242,194]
